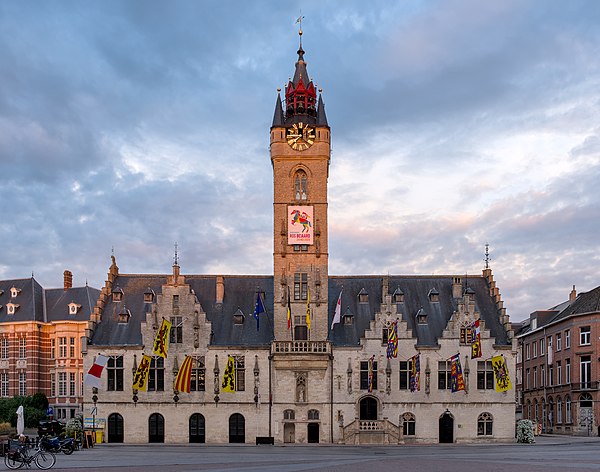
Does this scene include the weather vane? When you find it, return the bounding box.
[174,242,179,266]
[296,12,304,46]
[484,243,491,269]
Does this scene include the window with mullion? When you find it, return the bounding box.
[170,316,183,344]
[148,357,165,392]
[360,360,378,390]
[438,361,452,390]
[190,357,205,392]
[477,361,494,390]
[107,356,124,391]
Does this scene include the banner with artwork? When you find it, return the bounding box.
[288,206,313,245]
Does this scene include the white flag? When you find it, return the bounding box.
[84,354,110,389]
[331,290,342,329]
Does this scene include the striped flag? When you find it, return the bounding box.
[174,355,193,393]
[386,320,398,359]
[367,355,375,393]
[287,288,292,330]
[152,318,172,358]
[450,353,465,392]
[471,319,482,359]
[306,288,311,331]
[132,354,152,391]
[410,353,420,392]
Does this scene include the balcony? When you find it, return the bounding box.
[571,382,600,391]
[271,341,331,354]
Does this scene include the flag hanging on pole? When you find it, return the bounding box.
[450,353,465,392]
[330,290,342,329]
[252,293,266,332]
[84,354,110,388]
[174,355,193,394]
[471,319,482,359]
[152,318,172,358]
[492,355,512,392]
[367,355,375,393]
[287,288,292,330]
[132,354,152,391]
[306,288,311,331]
[222,355,236,393]
[386,320,398,359]
[409,353,421,392]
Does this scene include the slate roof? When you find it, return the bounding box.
[89,272,510,349]
[45,286,101,322]
[0,277,44,322]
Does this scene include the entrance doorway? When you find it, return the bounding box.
[189,413,205,443]
[439,411,454,443]
[284,423,295,443]
[307,423,319,443]
[359,397,378,420]
[148,413,164,443]
[229,413,245,443]
[107,413,123,443]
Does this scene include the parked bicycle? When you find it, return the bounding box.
[4,439,56,470]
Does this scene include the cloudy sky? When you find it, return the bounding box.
[1,0,599,321]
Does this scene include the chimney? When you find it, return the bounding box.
[569,285,577,301]
[64,270,73,291]
[216,276,224,305]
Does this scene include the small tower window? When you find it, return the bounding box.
[465,287,475,302]
[358,288,369,303]
[10,287,21,298]
[416,308,427,325]
[393,288,404,303]
[68,302,81,315]
[294,170,308,200]
[144,288,155,303]
[343,308,354,326]
[6,303,19,315]
[428,288,439,302]
[118,306,131,324]
[233,309,244,325]
[112,286,124,302]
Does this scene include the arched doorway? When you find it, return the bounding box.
[148,413,164,443]
[189,413,205,443]
[229,413,245,443]
[307,423,319,443]
[107,413,124,443]
[439,411,454,443]
[359,397,378,421]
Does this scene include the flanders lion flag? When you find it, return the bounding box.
[222,355,236,393]
[132,354,152,391]
[152,318,172,358]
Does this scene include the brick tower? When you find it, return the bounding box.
[270,31,330,342]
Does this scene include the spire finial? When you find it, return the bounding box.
[174,242,179,266]
[484,243,491,269]
[295,13,304,53]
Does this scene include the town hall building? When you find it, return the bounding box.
[83,34,517,445]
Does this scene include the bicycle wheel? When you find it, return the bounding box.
[34,450,56,470]
[4,453,24,469]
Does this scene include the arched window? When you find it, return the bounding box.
[566,396,572,423]
[533,399,538,421]
[526,400,531,420]
[557,397,563,424]
[401,412,415,436]
[579,393,593,408]
[308,409,319,420]
[294,170,307,200]
[477,412,493,436]
[283,409,295,420]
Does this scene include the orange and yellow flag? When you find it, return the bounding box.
[306,288,311,331]
[174,355,193,393]
[152,318,172,358]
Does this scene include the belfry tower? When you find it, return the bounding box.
[270,30,330,341]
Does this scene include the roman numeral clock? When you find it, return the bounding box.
[286,122,315,151]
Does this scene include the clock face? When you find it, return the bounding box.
[286,122,315,151]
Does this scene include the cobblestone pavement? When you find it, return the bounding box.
[11,435,600,472]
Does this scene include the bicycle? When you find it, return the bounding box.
[4,440,56,470]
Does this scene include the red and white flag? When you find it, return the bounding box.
[84,354,110,389]
[330,290,342,329]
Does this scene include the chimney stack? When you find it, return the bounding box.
[64,270,73,290]
[569,285,577,301]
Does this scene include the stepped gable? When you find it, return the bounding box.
[45,285,101,322]
[0,277,44,322]
[328,275,510,347]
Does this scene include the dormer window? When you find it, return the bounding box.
[112,286,124,302]
[6,303,19,315]
[233,309,244,325]
[393,288,404,303]
[144,288,155,303]
[343,308,354,326]
[10,287,21,298]
[118,306,131,323]
[428,288,439,302]
[416,308,427,324]
[294,170,308,200]
[68,302,81,315]
[0,289,4,296]
[358,288,368,303]
[465,287,475,302]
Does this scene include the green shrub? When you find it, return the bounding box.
[516,419,535,444]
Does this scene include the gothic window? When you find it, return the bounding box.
[399,359,414,390]
[107,356,124,391]
[148,357,165,392]
[477,413,493,436]
[294,170,307,200]
[234,356,245,392]
[360,360,377,390]
[477,361,494,390]
[438,361,452,390]
[382,320,395,345]
[308,409,319,420]
[402,413,416,436]
[294,273,308,300]
[459,323,473,345]
[566,396,572,423]
[190,356,205,392]
[170,316,183,343]
[283,409,295,420]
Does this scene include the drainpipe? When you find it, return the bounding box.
[268,353,273,438]
[330,350,334,443]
